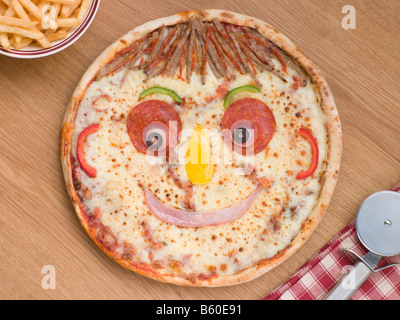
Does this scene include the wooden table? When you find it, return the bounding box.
[1,0,399,300]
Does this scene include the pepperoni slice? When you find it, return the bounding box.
[221,98,276,155]
[126,100,182,155]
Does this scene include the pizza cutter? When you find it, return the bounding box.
[325,190,400,300]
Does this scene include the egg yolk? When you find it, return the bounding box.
[185,125,213,184]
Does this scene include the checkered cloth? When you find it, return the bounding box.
[264,184,400,300]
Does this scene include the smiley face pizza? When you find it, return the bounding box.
[60,10,342,286]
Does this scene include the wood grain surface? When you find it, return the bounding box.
[1,0,399,300]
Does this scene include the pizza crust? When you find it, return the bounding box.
[60,9,342,286]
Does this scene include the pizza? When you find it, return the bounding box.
[60,9,342,286]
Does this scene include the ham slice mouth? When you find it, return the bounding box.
[142,184,262,227]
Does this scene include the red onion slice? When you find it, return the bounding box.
[142,184,262,227]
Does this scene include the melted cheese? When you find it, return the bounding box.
[71,61,327,277]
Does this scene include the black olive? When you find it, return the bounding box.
[233,127,249,144]
[146,132,163,150]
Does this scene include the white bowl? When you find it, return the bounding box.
[0,0,100,59]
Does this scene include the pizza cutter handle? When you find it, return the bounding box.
[325,251,381,300]
[325,260,372,300]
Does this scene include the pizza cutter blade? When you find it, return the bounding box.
[325,191,400,300]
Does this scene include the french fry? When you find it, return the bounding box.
[38,1,60,29]
[0,15,37,27]
[0,2,7,15]
[48,0,79,4]
[14,33,22,45]
[8,35,14,46]
[0,32,10,50]
[56,17,78,27]
[0,0,90,50]
[0,24,42,39]
[37,0,50,11]
[11,0,29,20]
[76,0,88,22]
[11,0,50,48]
[37,33,51,47]
[38,1,60,17]
[60,2,77,18]
[18,0,43,20]
[42,16,58,29]
[13,36,32,49]
[0,3,16,50]
[51,2,60,17]
[45,27,65,41]
[3,3,16,16]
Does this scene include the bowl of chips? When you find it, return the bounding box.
[0,0,100,58]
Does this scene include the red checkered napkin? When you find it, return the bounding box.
[264,183,400,300]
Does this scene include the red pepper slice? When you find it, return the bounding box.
[77,123,99,178]
[296,128,319,180]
